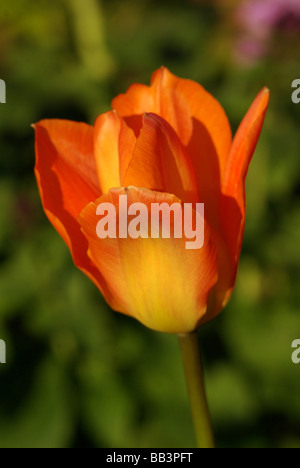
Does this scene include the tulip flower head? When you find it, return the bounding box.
[34,67,269,334]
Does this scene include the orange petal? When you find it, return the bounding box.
[123,113,199,204]
[151,67,232,151]
[112,82,155,118]
[112,67,233,229]
[206,88,270,321]
[93,111,136,194]
[222,88,270,210]
[111,82,155,137]
[78,187,218,334]
[152,68,233,231]
[222,87,270,262]
[34,119,120,309]
[113,67,232,156]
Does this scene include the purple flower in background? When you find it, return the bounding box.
[234,0,300,64]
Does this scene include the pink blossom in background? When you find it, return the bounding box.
[234,0,300,64]
[234,37,268,65]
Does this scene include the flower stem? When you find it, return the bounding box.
[178,332,215,448]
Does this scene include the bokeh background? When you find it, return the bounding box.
[0,0,300,448]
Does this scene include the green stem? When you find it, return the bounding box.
[178,332,215,448]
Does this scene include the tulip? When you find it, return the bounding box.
[34,67,269,334]
[34,67,269,447]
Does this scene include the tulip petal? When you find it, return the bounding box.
[151,68,233,230]
[111,82,155,137]
[113,67,232,159]
[223,87,270,209]
[222,88,270,260]
[206,88,270,321]
[78,187,218,334]
[123,113,199,204]
[150,67,232,155]
[94,111,136,194]
[34,119,120,309]
[113,67,233,228]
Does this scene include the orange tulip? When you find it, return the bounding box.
[34,67,269,334]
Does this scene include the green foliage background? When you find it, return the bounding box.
[0,0,299,448]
